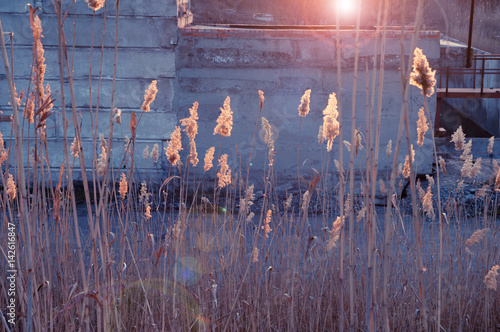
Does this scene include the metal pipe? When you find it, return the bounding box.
[466,0,475,68]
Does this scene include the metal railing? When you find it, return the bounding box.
[437,54,500,95]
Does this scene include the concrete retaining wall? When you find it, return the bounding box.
[0,0,178,176]
[177,26,439,182]
[1,1,439,186]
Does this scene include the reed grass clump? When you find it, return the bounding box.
[0,5,499,332]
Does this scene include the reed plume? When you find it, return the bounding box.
[465,228,490,253]
[386,139,392,160]
[119,173,128,199]
[0,131,7,165]
[483,265,500,291]
[143,146,149,162]
[451,126,466,151]
[261,117,275,167]
[86,0,105,11]
[180,101,199,140]
[251,247,259,263]
[214,96,233,137]
[204,147,215,172]
[6,173,16,200]
[298,89,311,117]
[70,137,80,158]
[217,154,231,188]
[422,184,435,220]
[402,145,415,178]
[258,90,265,109]
[322,92,340,151]
[141,80,158,112]
[112,107,122,124]
[438,156,447,175]
[416,107,429,147]
[410,48,436,97]
[262,209,272,238]
[188,139,199,167]
[30,13,46,98]
[165,126,183,166]
[487,136,494,154]
[150,143,159,163]
[25,92,35,123]
[326,216,344,250]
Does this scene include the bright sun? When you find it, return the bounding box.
[338,0,355,14]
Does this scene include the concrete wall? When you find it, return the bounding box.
[1,1,439,185]
[0,0,178,176]
[177,26,439,182]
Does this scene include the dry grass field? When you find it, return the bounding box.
[1,0,499,331]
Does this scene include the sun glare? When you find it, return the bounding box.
[338,0,355,14]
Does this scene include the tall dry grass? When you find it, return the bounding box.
[1,1,500,331]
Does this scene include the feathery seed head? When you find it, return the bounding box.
[410,48,436,97]
[0,131,7,166]
[180,101,199,140]
[484,265,500,291]
[416,107,429,147]
[451,126,466,151]
[258,90,265,109]
[298,89,311,117]
[487,136,495,154]
[150,143,159,163]
[6,173,16,201]
[86,0,105,11]
[188,139,199,167]
[217,154,231,188]
[141,80,158,112]
[465,228,490,251]
[326,216,344,250]
[165,126,183,166]
[204,147,215,172]
[143,145,149,162]
[214,96,233,137]
[70,137,80,158]
[261,210,272,238]
[322,92,339,151]
[119,173,128,199]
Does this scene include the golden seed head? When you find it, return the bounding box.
[261,210,272,238]
[410,48,436,97]
[0,131,7,166]
[298,89,311,117]
[150,143,159,163]
[188,139,199,167]
[214,96,233,137]
[466,228,490,251]
[217,154,231,188]
[484,265,500,291]
[141,80,158,112]
[322,92,339,151]
[6,173,16,201]
[451,126,466,151]
[326,216,344,251]
[416,107,429,147]
[487,136,495,154]
[86,0,105,11]
[165,126,183,166]
[204,146,215,172]
[180,101,199,140]
[258,90,265,109]
[119,173,128,199]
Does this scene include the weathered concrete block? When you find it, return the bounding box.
[1,14,177,49]
[42,0,177,18]
[54,108,177,141]
[6,46,176,79]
